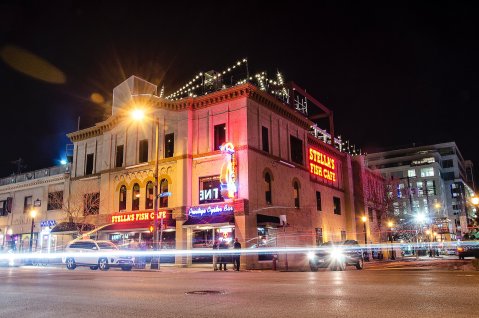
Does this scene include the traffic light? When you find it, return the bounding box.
[149,224,154,233]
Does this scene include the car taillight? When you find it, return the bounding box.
[457,247,464,252]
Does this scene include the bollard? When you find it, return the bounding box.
[272,254,278,271]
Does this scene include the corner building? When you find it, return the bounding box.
[67,76,377,270]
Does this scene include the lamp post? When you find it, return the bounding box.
[131,109,162,270]
[361,216,368,261]
[388,221,395,260]
[29,208,37,253]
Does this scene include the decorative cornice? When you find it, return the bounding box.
[0,174,67,193]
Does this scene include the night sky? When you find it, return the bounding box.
[0,1,478,179]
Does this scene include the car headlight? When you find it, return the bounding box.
[330,248,344,260]
[307,252,316,260]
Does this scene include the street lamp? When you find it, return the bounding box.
[29,208,37,252]
[387,221,395,260]
[415,212,426,257]
[131,108,162,270]
[361,216,368,261]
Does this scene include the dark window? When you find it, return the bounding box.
[146,182,154,209]
[214,124,226,150]
[119,185,127,211]
[262,126,269,153]
[47,191,63,210]
[24,196,32,213]
[265,173,272,205]
[160,179,168,208]
[139,139,148,163]
[443,172,455,181]
[290,136,303,165]
[85,154,94,175]
[165,133,174,158]
[333,197,341,215]
[132,183,140,211]
[293,181,300,208]
[442,159,454,169]
[316,191,322,211]
[83,193,99,216]
[116,145,124,168]
[199,175,224,204]
[368,207,374,222]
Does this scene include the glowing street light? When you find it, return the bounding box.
[387,221,395,260]
[131,107,162,270]
[361,215,368,261]
[471,196,479,206]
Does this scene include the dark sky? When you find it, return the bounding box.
[0,1,478,179]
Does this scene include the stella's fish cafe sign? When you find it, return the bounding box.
[111,211,167,224]
[309,147,337,182]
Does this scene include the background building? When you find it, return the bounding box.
[367,142,476,243]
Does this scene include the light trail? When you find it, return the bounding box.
[1,241,475,263]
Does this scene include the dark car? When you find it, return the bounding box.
[457,242,479,259]
[308,240,364,271]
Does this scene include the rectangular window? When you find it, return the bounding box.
[139,139,148,163]
[316,191,322,211]
[290,135,303,165]
[261,126,269,153]
[442,159,454,168]
[164,133,174,158]
[47,191,63,210]
[427,180,436,196]
[0,200,6,216]
[408,169,416,177]
[24,196,32,213]
[199,175,224,204]
[368,207,374,222]
[333,197,341,215]
[442,172,455,180]
[83,193,100,216]
[420,167,434,177]
[397,183,404,198]
[416,182,423,197]
[315,228,323,246]
[85,153,94,175]
[115,145,124,168]
[214,124,226,150]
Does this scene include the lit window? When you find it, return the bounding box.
[408,169,416,177]
[119,185,127,211]
[132,183,140,211]
[420,167,434,177]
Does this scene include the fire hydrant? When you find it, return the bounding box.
[272,254,278,271]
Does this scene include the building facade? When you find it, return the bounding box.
[367,142,475,241]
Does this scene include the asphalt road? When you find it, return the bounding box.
[1,262,478,318]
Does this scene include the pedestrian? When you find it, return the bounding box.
[233,238,241,271]
[212,240,219,271]
[218,239,229,271]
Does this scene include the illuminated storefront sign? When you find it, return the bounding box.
[111,211,167,224]
[40,220,56,227]
[309,147,337,182]
[219,142,237,198]
[188,203,234,217]
[199,175,224,204]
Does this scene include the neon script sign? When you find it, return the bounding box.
[188,203,234,217]
[219,142,237,198]
[111,211,167,224]
[309,147,336,182]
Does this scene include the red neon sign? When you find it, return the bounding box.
[309,147,336,182]
[111,211,167,224]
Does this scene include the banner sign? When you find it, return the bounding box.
[111,210,168,224]
[309,147,337,182]
[188,203,234,217]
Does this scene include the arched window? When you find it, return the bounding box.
[132,183,140,211]
[265,173,272,205]
[293,181,300,208]
[146,181,154,209]
[119,185,127,211]
[160,178,168,208]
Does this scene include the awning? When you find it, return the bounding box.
[50,222,95,233]
[257,214,280,226]
[183,213,234,226]
[99,219,176,232]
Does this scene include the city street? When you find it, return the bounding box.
[1,260,478,318]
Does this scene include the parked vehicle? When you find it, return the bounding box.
[62,240,134,271]
[308,240,364,271]
[457,242,479,259]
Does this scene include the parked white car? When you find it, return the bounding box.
[62,240,134,271]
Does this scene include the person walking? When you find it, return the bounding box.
[233,238,241,271]
[212,240,219,271]
[218,239,229,271]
